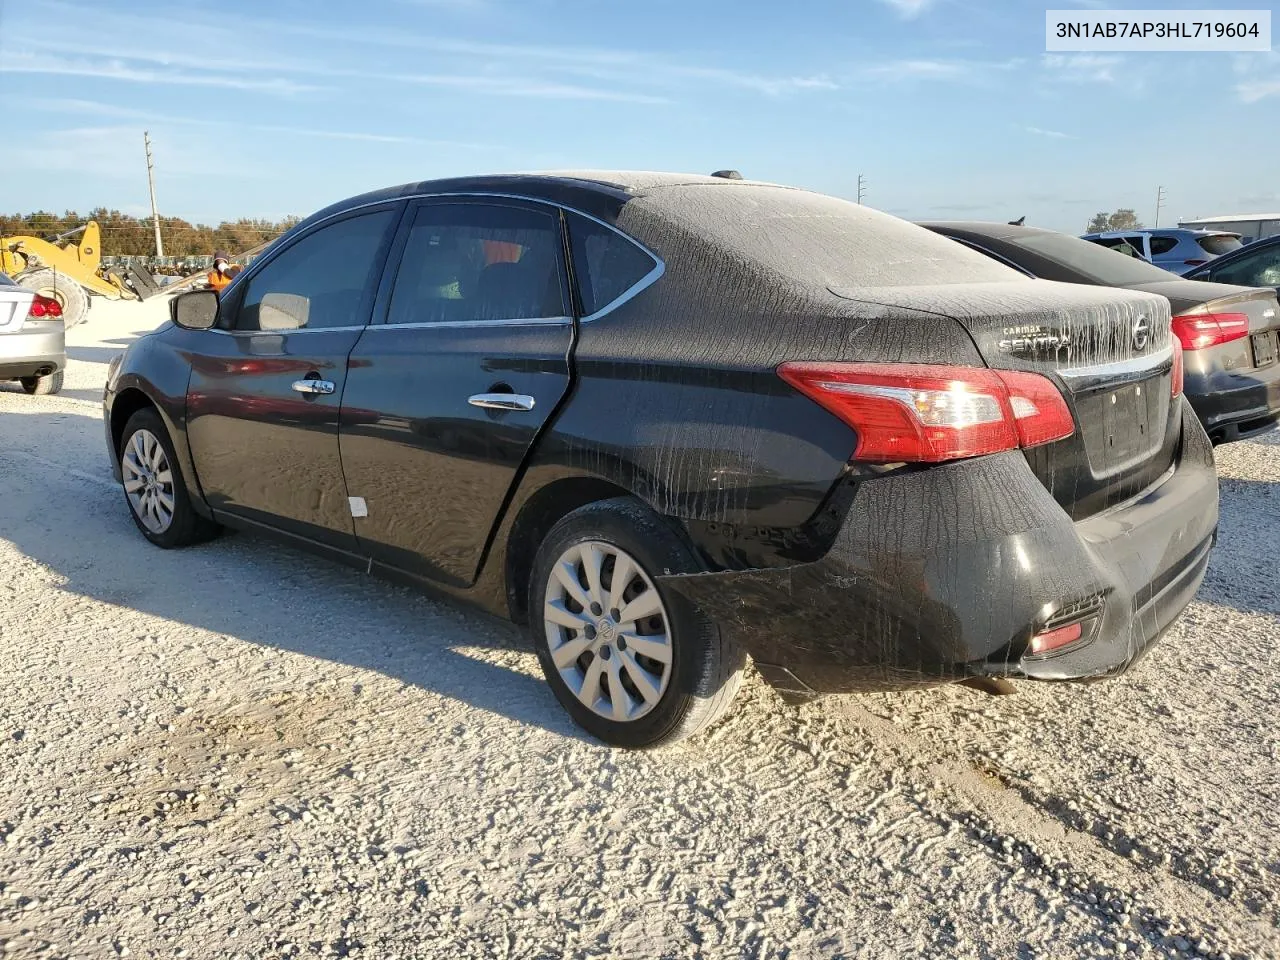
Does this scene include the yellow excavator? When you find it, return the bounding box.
[0,221,161,329]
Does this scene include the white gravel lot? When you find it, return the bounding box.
[1,297,1277,960]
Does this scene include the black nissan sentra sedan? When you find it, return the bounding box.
[922,221,1280,445]
[104,172,1219,747]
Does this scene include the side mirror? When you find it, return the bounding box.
[170,290,220,330]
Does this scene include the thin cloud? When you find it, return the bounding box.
[877,0,934,18]
[0,54,321,96]
[1042,53,1122,84]
[1237,81,1280,103]
[1024,125,1078,140]
[27,98,488,148]
[861,58,1022,81]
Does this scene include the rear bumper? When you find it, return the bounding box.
[0,322,65,379]
[661,399,1219,695]
[1185,358,1280,443]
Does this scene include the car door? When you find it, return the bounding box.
[185,203,402,548]
[338,198,574,586]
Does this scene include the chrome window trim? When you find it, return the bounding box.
[273,190,665,327]
[369,316,572,331]
[206,325,370,335]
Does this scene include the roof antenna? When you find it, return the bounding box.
[1008,215,1026,226]
[710,169,743,180]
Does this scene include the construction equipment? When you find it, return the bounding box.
[0,221,161,329]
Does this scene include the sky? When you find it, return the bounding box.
[1,0,1277,234]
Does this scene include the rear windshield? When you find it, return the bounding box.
[1011,232,1175,286]
[625,185,1020,288]
[0,272,14,286]
[1197,234,1243,256]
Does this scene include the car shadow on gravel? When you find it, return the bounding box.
[66,345,129,365]
[1,465,590,743]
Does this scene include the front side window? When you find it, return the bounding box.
[1209,246,1280,288]
[236,210,395,331]
[566,213,658,316]
[387,202,565,325]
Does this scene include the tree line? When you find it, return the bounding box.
[0,209,301,258]
[1086,209,1144,233]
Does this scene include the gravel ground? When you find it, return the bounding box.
[1,298,1277,960]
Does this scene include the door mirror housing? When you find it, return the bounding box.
[171,290,220,330]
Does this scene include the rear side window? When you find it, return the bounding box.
[237,210,395,331]
[1198,234,1243,256]
[1208,245,1280,288]
[566,213,658,316]
[1087,236,1147,259]
[1148,236,1178,255]
[387,202,566,325]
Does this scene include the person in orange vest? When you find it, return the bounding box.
[206,251,242,294]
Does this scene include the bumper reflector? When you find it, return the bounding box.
[1028,621,1083,656]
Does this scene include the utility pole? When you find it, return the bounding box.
[1154,185,1166,229]
[144,131,164,258]
[856,173,867,205]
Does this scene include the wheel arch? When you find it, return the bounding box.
[503,475,634,625]
[108,378,213,520]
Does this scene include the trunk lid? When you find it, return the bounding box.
[0,288,34,333]
[831,279,1178,519]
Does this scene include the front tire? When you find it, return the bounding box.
[528,498,745,748]
[119,408,218,548]
[20,371,63,395]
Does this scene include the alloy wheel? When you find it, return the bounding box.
[542,540,674,722]
[122,429,176,535]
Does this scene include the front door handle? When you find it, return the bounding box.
[468,393,535,412]
[292,379,335,395]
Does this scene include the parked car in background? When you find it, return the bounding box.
[105,173,1217,747]
[1081,228,1243,275]
[1185,233,1280,298]
[0,270,66,395]
[924,221,1280,444]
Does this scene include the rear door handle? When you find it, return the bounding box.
[468,393,535,412]
[292,379,335,395]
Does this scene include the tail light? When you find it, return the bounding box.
[777,362,1075,464]
[28,294,63,319]
[1183,258,1208,268]
[1171,340,1184,398]
[1171,311,1249,351]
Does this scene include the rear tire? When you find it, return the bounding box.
[19,269,90,329]
[20,371,63,395]
[527,497,745,748]
[119,408,219,548]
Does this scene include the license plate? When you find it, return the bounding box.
[1102,381,1153,466]
[1252,332,1277,367]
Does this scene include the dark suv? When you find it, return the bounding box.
[104,173,1219,747]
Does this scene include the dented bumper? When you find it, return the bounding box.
[660,399,1219,697]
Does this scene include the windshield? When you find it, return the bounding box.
[1012,231,1176,285]
[1198,234,1243,256]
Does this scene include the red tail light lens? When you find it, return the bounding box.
[1172,311,1249,351]
[1183,258,1208,267]
[777,362,1075,464]
[28,294,63,319]
[1170,340,1184,398]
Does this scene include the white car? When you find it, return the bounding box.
[0,271,66,395]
